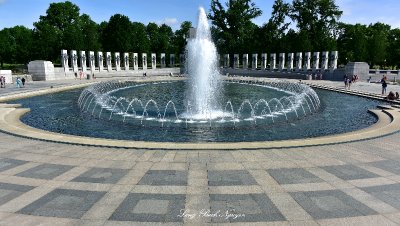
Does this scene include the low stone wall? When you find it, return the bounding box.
[0,70,12,84]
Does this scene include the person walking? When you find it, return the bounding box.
[0,76,4,88]
[16,78,21,88]
[21,77,26,87]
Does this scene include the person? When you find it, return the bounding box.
[348,76,352,90]
[386,91,396,100]
[367,76,372,83]
[396,92,400,100]
[0,76,4,88]
[381,75,388,95]
[92,73,95,79]
[1,76,5,88]
[344,75,349,90]
[21,77,26,87]
[79,71,83,80]
[16,77,21,88]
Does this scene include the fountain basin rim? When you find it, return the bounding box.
[0,104,398,150]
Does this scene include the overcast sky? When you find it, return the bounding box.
[1,0,399,30]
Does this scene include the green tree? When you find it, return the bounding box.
[9,26,34,64]
[131,22,150,53]
[146,22,160,53]
[337,23,368,64]
[173,21,192,54]
[208,0,262,54]
[388,28,400,68]
[0,28,16,67]
[368,22,390,67]
[289,0,342,51]
[102,14,133,52]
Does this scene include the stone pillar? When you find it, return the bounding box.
[151,53,156,69]
[115,52,121,71]
[321,51,329,70]
[279,53,285,71]
[304,52,311,71]
[142,53,147,70]
[80,51,87,71]
[89,51,95,72]
[233,54,239,68]
[287,53,294,71]
[270,53,276,70]
[330,51,338,72]
[61,50,69,72]
[97,52,104,72]
[132,53,138,70]
[106,52,112,71]
[224,54,229,68]
[252,54,258,69]
[296,52,302,72]
[71,50,78,72]
[161,53,166,68]
[122,53,129,71]
[243,54,248,69]
[170,54,175,67]
[261,53,267,70]
[312,52,320,72]
[28,61,55,81]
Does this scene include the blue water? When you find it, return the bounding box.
[12,81,381,142]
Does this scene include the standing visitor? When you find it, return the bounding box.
[381,75,388,95]
[0,76,4,88]
[16,78,21,88]
[344,75,349,90]
[21,77,26,87]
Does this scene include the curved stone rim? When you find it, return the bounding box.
[0,77,399,150]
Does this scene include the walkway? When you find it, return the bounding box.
[0,78,399,225]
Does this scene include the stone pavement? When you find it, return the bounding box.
[0,78,399,225]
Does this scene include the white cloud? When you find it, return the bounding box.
[158,17,178,27]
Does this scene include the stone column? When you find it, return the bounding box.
[287,53,294,71]
[279,53,285,71]
[132,53,138,70]
[170,54,175,67]
[321,51,329,70]
[151,53,156,69]
[312,52,320,72]
[80,51,87,71]
[270,53,276,70]
[61,50,69,72]
[261,53,267,70]
[89,51,95,72]
[142,53,147,70]
[243,54,248,69]
[161,53,166,68]
[115,52,121,71]
[97,52,104,72]
[296,52,302,72]
[123,53,129,71]
[71,50,78,72]
[233,54,239,69]
[252,54,258,69]
[330,51,338,72]
[224,54,229,68]
[304,52,311,71]
[106,52,112,71]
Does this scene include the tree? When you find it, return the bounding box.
[172,21,192,54]
[146,22,160,53]
[0,28,16,67]
[131,22,150,53]
[289,0,342,51]
[208,0,262,53]
[368,22,390,67]
[388,28,400,68]
[9,26,34,64]
[101,14,133,52]
[337,23,368,64]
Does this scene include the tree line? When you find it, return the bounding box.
[0,0,399,69]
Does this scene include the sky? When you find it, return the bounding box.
[0,0,400,31]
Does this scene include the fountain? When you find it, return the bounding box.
[184,7,223,120]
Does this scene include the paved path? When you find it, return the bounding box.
[0,78,399,225]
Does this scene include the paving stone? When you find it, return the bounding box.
[361,183,400,209]
[209,193,285,223]
[109,193,185,222]
[208,170,257,186]
[0,182,35,206]
[138,170,187,186]
[17,189,106,219]
[369,160,400,175]
[267,168,324,184]
[290,190,377,219]
[71,168,129,184]
[16,164,74,180]
[0,158,28,172]
[321,164,379,180]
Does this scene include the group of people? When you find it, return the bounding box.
[344,74,359,90]
[379,75,400,100]
[0,76,6,88]
[15,77,26,88]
